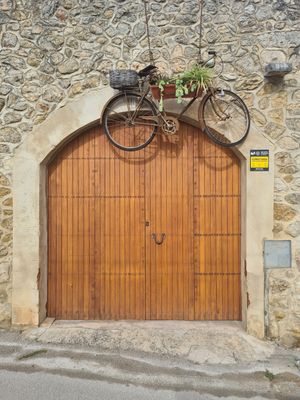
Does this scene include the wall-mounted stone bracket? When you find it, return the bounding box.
[264,63,292,78]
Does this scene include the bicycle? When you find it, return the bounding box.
[101,52,250,152]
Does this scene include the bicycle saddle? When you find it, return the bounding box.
[138,65,157,77]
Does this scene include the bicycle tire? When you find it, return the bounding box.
[200,89,250,147]
[102,92,158,151]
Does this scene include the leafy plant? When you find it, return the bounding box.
[157,76,172,111]
[18,349,48,360]
[180,64,213,92]
[151,65,213,111]
[264,369,275,381]
[175,78,189,104]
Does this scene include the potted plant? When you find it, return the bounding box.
[150,64,213,111]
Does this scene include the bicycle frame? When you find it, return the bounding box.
[101,83,230,136]
[130,77,203,127]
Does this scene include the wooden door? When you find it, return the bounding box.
[48,126,147,319]
[47,123,241,320]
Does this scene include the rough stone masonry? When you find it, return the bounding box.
[0,0,299,346]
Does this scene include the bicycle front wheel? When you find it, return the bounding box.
[102,92,158,151]
[200,89,250,147]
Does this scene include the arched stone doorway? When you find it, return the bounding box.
[12,87,274,338]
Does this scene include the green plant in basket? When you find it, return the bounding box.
[157,75,173,111]
[180,64,213,93]
[152,65,213,111]
[175,78,189,104]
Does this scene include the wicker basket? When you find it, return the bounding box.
[150,84,200,100]
[109,69,139,89]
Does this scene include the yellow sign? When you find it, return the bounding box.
[250,150,269,171]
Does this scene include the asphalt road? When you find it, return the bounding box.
[0,370,273,400]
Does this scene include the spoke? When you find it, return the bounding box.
[212,98,232,119]
[107,115,127,123]
[124,93,139,119]
[210,98,246,122]
[218,101,231,115]
[106,107,127,121]
[107,121,127,127]
[124,93,131,119]
[229,104,246,119]
[222,100,244,116]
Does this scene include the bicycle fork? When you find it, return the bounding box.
[209,89,231,121]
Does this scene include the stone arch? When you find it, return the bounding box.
[12,86,274,338]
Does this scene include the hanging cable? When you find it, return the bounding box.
[143,0,155,65]
[198,0,204,63]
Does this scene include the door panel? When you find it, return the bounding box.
[145,128,194,320]
[48,127,146,319]
[193,130,241,320]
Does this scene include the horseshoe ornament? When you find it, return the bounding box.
[151,233,166,245]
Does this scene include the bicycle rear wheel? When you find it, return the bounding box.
[200,89,250,147]
[102,92,158,151]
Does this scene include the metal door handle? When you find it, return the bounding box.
[152,233,166,245]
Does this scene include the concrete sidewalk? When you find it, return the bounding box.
[0,321,300,399]
[23,320,300,371]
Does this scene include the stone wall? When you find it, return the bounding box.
[0,0,299,343]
